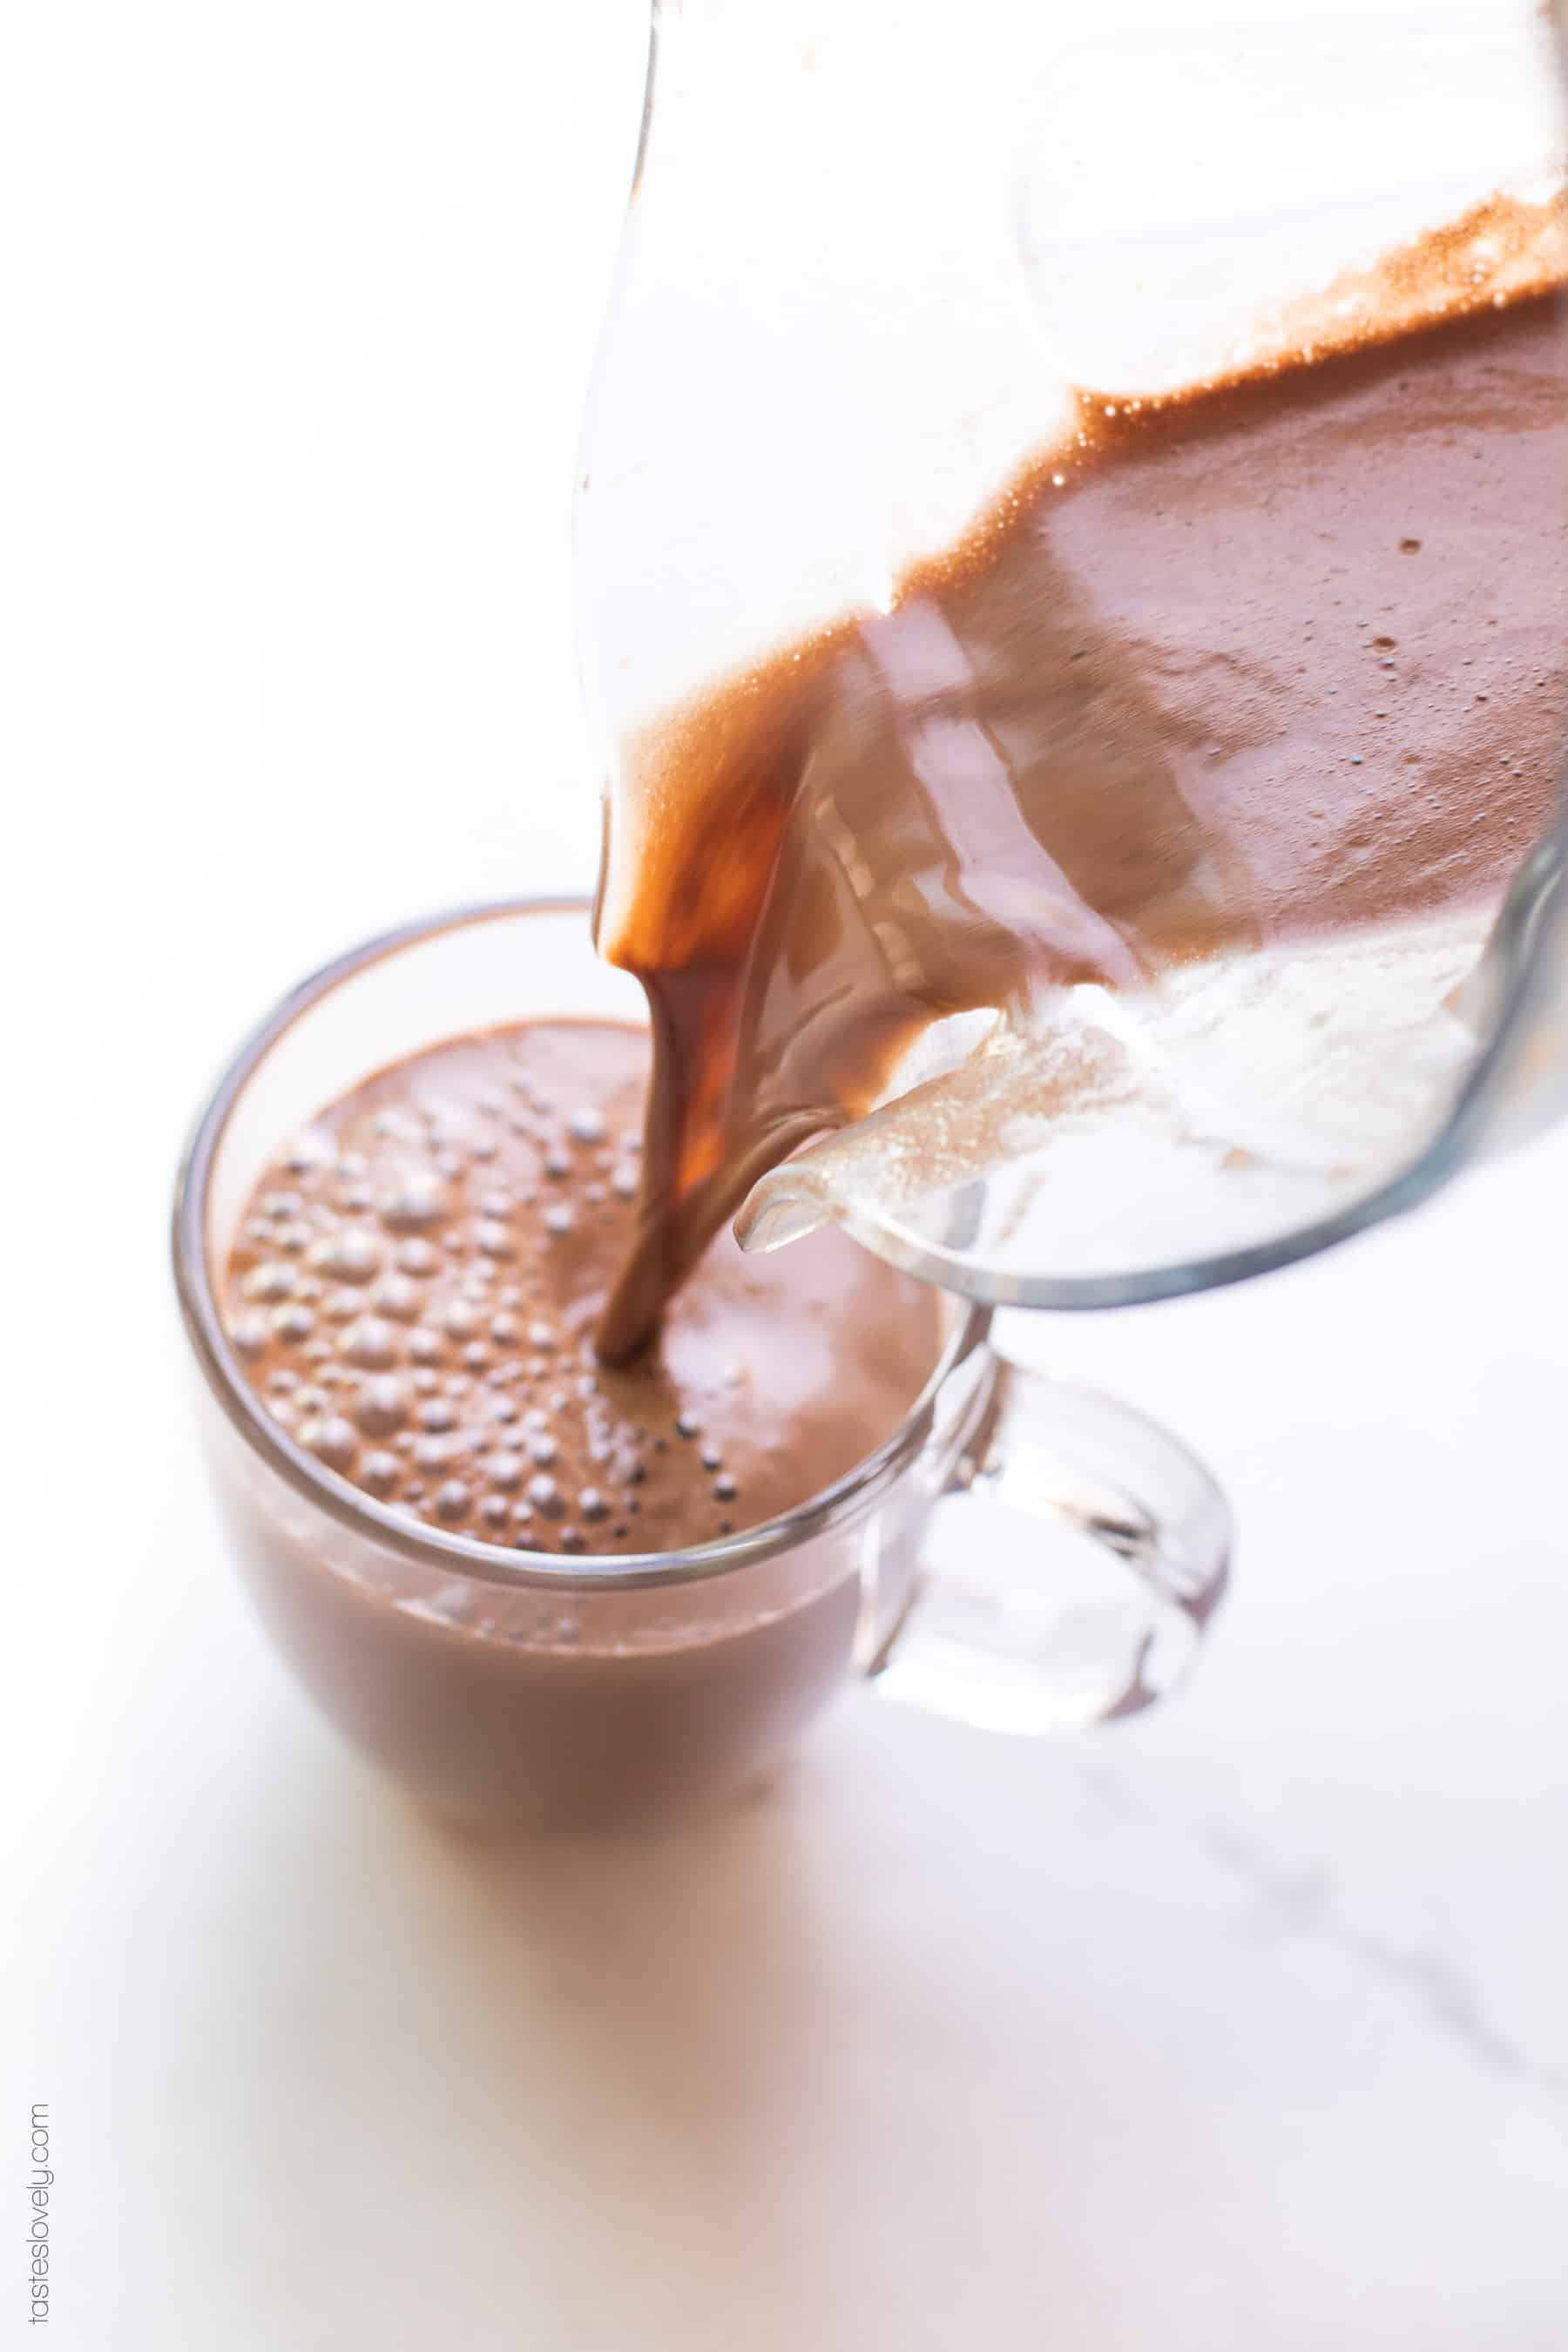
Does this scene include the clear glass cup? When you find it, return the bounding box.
[172,902,1228,1834]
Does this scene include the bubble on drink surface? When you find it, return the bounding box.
[442,1300,478,1341]
[307,1229,382,1285]
[362,1450,399,1496]
[301,1416,358,1472]
[375,1111,425,1144]
[543,1148,571,1180]
[270,1303,315,1344]
[543,1206,574,1237]
[417,1397,456,1434]
[434,1481,470,1523]
[371,1272,421,1322]
[713,1473,739,1502]
[558,1530,586,1555]
[319,1288,361,1324]
[566,1107,605,1146]
[478,1191,513,1220]
[527,1432,558,1467]
[277,1223,313,1255]
[411,1368,437,1396]
[676,1413,700,1439]
[415,1435,460,1472]
[475,1220,515,1260]
[378,1175,448,1233]
[285,1132,335,1176]
[578,1489,607,1523]
[353,1375,409,1436]
[395,1238,440,1275]
[267,1368,299,1396]
[491,1396,519,1425]
[261,1190,303,1222]
[611,1166,639,1201]
[294,1386,327,1417]
[700,1444,722,1471]
[485,1450,524,1490]
[527,1322,556,1352]
[244,1262,298,1303]
[480,1495,510,1528]
[490,1313,519,1347]
[527,1473,562,1514]
[230,1313,269,1357]
[339,1316,400,1370]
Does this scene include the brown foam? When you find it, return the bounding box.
[222,1018,942,1555]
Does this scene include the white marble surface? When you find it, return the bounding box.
[6,6,1568,2346]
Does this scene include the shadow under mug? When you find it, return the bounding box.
[172,901,1230,1832]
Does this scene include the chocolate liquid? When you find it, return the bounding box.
[597,256,1568,1358]
[222,1018,941,1554]
[215,1021,950,1828]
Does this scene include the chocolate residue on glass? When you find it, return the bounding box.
[594,197,1568,1360]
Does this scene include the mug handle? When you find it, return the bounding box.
[867,1357,1232,1734]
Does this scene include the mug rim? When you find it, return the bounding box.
[171,896,991,1594]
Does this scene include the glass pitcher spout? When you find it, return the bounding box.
[578,0,1568,1314]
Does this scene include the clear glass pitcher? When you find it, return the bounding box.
[577,0,1568,1313]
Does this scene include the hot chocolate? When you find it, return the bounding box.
[209,1013,954,1828]
[221,1017,941,1556]
[596,226,1568,1356]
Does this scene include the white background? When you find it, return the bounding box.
[4,4,1568,2347]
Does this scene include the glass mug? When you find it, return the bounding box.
[172,902,1227,1833]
